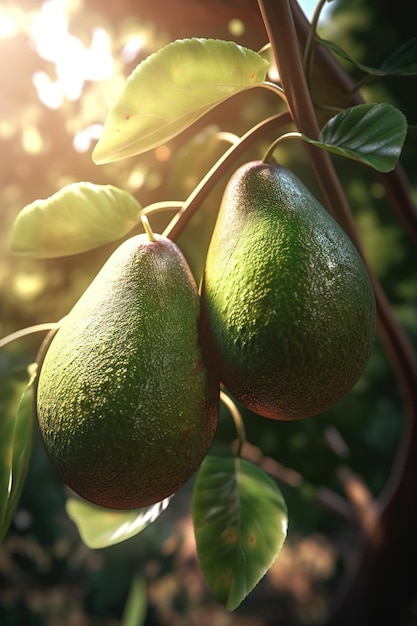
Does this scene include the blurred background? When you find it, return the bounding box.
[1,0,416,624]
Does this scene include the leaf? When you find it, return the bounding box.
[0,365,35,543]
[303,103,407,172]
[93,38,269,164]
[12,182,142,258]
[380,38,417,75]
[66,496,171,549]
[0,382,17,530]
[318,37,417,76]
[121,574,147,626]
[192,455,288,610]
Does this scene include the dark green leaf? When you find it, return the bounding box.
[12,182,142,258]
[0,382,17,530]
[93,38,269,164]
[0,365,35,542]
[318,37,417,76]
[66,496,171,549]
[380,38,417,75]
[303,103,407,172]
[192,455,288,610]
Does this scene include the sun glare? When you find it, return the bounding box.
[30,0,114,109]
[0,0,116,110]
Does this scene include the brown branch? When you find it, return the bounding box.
[257,1,417,624]
[163,112,292,241]
[290,0,417,246]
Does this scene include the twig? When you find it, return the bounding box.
[257,1,417,624]
[163,112,292,241]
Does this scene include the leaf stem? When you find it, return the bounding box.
[344,73,376,103]
[140,201,184,217]
[0,322,62,350]
[215,131,241,146]
[303,0,327,80]
[261,81,288,104]
[220,390,246,458]
[262,131,303,162]
[163,111,292,241]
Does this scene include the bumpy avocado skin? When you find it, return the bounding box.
[37,234,219,509]
[201,161,376,420]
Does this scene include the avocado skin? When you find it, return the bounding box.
[37,234,219,509]
[201,161,376,421]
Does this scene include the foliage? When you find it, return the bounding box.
[1,0,417,624]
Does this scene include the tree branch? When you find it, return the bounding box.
[257,1,417,624]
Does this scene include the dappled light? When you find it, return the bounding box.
[31,3,114,108]
[1,0,417,625]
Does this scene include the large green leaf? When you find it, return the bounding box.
[92,38,269,164]
[192,455,288,610]
[66,496,171,549]
[12,182,142,258]
[318,37,417,76]
[0,365,35,542]
[303,103,407,172]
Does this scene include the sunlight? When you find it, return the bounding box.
[0,4,27,39]
[30,0,114,109]
[73,123,103,153]
[0,0,116,111]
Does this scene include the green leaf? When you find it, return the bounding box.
[380,38,417,75]
[65,496,171,549]
[0,365,35,543]
[12,182,142,258]
[121,574,147,626]
[192,455,288,610]
[93,38,269,164]
[303,103,407,172]
[318,37,417,76]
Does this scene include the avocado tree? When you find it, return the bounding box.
[1,0,417,624]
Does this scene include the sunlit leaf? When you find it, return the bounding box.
[66,496,171,549]
[302,103,407,172]
[12,182,142,258]
[121,574,147,626]
[318,37,417,76]
[0,365,35,543]
[192,455,288,610]
[93,38,269,164]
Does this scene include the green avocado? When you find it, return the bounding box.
[201,161,376,420]
[36,234,219,509]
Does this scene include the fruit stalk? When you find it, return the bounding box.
[163,112,292,241]
[140,213,156,242]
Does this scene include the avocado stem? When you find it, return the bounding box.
[163,111,292,241]
[262,131,303,162]
[0,322,62,349]
[220,390,246,458]
[140,214,156,242]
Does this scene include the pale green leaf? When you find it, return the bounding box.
[66,496,171,549]
[93,38,269,164]
[12,182,142,258]
[192,455,288,610]
[303,103,407,172]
